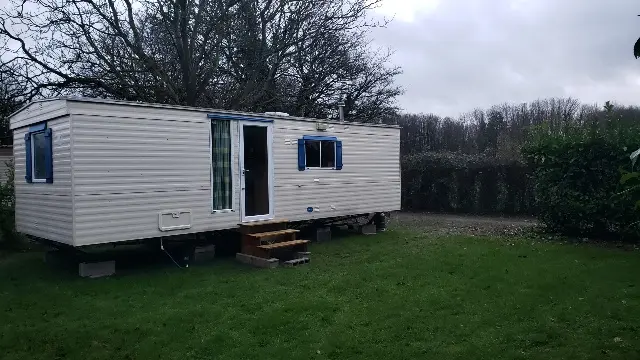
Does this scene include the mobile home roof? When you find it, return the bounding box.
[10,97,400,129]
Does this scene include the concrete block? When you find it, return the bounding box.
[360,224,377,235]
[314,227,331,242]
[79,261,115,278]
[295,251,311,259]
[236,253,279,268]
[283,257,310,267]
[193,245,216,263]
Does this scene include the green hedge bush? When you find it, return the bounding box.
[522,123,640,240]
[401,152,535,215]
[0,159,17,248]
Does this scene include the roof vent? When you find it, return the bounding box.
[264,112,290,117]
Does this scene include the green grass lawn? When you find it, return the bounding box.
[2,229,640,360]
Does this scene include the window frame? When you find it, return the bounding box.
[30,130,47,183]
[298,135,343,171]
[24,122,53,184]
[304,139,337,170]
[209,119,235,214]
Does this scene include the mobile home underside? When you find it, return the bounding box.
[10,98,401,247]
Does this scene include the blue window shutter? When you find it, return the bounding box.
[298,139,306,171]
[336,140,343,170]
[44,128,53,183]
[24,133,32,183]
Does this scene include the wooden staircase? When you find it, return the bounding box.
[238,219,310,262]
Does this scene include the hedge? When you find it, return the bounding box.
[401,152,535,215]
[0,159,17,248]
[522,124,640,240]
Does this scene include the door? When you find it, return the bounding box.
[240,122,274,222]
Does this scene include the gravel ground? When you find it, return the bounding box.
[389,212,538,237]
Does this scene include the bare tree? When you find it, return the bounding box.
[1,0,401,120]
[0,0,237,105]
[219,0,390,113]
[0,47,30,145]
[281,26,401,121]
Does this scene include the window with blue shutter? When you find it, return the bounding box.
[335,140,343,170]
[297,135,343,171]
[297,139,306,170]
[44,128,53,183]
[24,133,32,183]
[25,123,53,183]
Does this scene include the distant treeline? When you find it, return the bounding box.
[397,98,640,215]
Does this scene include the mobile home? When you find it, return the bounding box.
[9,98,400,247]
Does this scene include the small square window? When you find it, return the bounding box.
[321,141,336,168]
[298,136,342,171]
[31,131,47,182]
[305,140,321,168]
[305,140,335,169]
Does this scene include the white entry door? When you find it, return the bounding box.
[239,121,274,222]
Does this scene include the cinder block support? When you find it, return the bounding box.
[314,227,331,242]
[192,245,216,263]
[78,261,116,278]
[360,223,377,235]
[295,251,311,259]
[236,253,279,268]
[283,257,310,267]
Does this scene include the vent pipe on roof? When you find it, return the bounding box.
[338,100,345,122]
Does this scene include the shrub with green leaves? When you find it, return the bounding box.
[523,123,640,240]
[401,152,534,214]
[0,159,17,248]
[618,148,640,224]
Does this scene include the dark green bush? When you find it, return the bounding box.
[522,123,640,239]
[401,152,534,215]
[0,159,18,248]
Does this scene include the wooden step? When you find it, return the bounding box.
[247,229,299,238]
[239,219,289,227]
[257,240,310,250]
[238,219,290,235]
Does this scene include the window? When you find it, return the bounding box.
[24,123,53,183]
[304,140,321,168]
[211,120,232,210]
[298,135,342,170]
[32,131,47,180]
[321,140,336,168]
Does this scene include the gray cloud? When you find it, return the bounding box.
[370,0,640,116]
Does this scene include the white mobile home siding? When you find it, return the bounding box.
[11,98,400,247]
[9,100,68,130]
[272,122,400,220]
[69,102,241,246]
[12,116,73,245]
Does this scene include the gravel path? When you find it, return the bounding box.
[389,212,537,237]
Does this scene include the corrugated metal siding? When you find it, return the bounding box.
[71,111,241,246]
[13,117,73,244]
[9,100,68,130]
[272,122,401,220]
[69,102,399,246]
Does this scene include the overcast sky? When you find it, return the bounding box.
[371,0,640,116]
[2,0,638,117]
